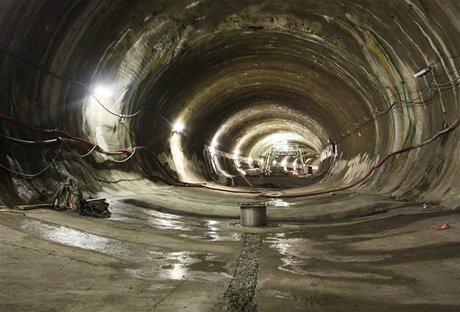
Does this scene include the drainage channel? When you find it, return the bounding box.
[215,233,263,312]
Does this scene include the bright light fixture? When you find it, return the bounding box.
[93,85,113,98]
[414,67,431,78]
[172,122,185,133]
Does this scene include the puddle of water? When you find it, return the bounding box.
[20,219,231,282]
[110,201,241,241]
[178,232,242,242]
[267,236,391,263]
[110,201,203,231]
[127,252,231,282]
[267,235,393,280]
[179,220,242,242]
[280,266,392,280]
[21,220,115,254]
[308,270,391,280]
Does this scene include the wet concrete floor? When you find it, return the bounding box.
[1,192,459,311]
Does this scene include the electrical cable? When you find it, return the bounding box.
[0,134,60,145]
[0,113,97,148]
[2,46,458,194]
[0,45,87,87]
[134,147,261,193]
[0,115,259,193]
[0,45,172,121]
[62,140,97,158]
[337,74,460,140]
[104,147,137,163]
[261,115,460,199]
[0,114,134,157]
[89,91,142,118]
[0,143,63,178]
[2,44,457,141]
[330,19,460,140]
[11,64,20,116]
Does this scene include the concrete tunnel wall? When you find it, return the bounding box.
[0,0,459,208]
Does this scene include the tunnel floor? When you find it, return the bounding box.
[1,191,459,312]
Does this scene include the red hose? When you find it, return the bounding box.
[0,114,97,148]
[134,154,261,194]
[0,115,259,194]
[3,113,457,197]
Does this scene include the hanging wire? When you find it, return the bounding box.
[262,115,460,199]
[62,140,97,158]
[1,45,459,193]
[0,143,63,178]
[0,134,60,145]
[337,73,460,140]
[104,147,137,163]
[0,45,172,122]
[1,44,457,132]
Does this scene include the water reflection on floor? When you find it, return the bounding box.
[18,196,398,284]
[266,234,393,281]
[109,199,241,242]
[20,219,232,282]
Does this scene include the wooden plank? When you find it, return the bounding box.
[15,203,51,210]
[14,198,106,211]
[86,198,106,203]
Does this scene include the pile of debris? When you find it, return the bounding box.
[50,176,111,218]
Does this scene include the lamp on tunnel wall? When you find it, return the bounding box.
[172,121,185,134]
[413,67,431,78]
[93,85,113,98]
[208,138,220,175]
[211,138,219,149]
[209,138,218,155]
[170,120,188,182]
[90,85,131,125]
[233,149,240,159]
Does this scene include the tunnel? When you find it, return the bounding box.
[1,1,459,311]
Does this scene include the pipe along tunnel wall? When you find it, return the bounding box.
[0,0,459,209]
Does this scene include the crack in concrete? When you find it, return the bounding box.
[152,279,187,310]
[215,233,263,312]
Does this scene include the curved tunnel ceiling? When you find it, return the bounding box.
[0,0,459,207]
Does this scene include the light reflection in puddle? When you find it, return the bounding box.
[307,270,392,280]
[21,220,114,253]
[179,229,241,242]
[267,236,392,280]
[20,220,231,282]
[267,237,391,263]
[126,251,232,282]
[109,201,241,241]
[279,266,392,280]
[109,200,200,231]
[128,267,232,282]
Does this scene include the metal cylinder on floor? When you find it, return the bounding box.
[240,202,267,226]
